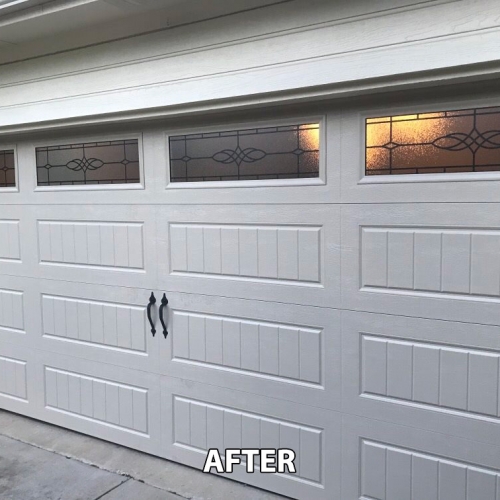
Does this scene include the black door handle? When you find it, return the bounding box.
[147,292,156,337]
[159,293,169,339]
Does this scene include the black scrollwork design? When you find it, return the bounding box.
[366,107,500,175]
[212,146,266,166]
[36,139,140,186]
[66,157,105,172]
[0,149,15,188]
[432,129,500,153]
[169,123,320,182]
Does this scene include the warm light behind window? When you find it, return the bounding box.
[366,107,500,175]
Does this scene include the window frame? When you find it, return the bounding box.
[358,98,500,185]
[33,132,145,192]
[0,144,18,193]
[164,115,327,189]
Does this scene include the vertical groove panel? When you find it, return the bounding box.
[361,229,388,288]
[362,337,387,395]
[468,353,499,416]
[259,325,279,375]
[441,233,471,294]
[470,233,500,296]
[386,341,413,400]
[439,350,468,410]
[387,230,414,289]
[239,228,258,277]
[413,232,442,291]
[203,227,222,274]
[298,228,320,282]
[258,228,278,278]
[412,344,440,405]
[278,228,299,280]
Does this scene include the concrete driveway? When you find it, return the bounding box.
[0,410,288,500]
[0,434,178,500]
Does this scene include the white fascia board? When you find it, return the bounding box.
[0,26,500,133]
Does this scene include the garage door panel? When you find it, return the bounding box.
[0,343,37,419]
[0,275,39,349]
[0,343,30,407]
[0,205,28,278]
[32,280,159,372]
[342,311,500,445]
[35,351,161,456]
[19,205,157,288]
[158,205,339,307]
[0,219,21,261]
[340,100,500,204]
[0,287,25,336]
[169,222,321,283]
[342,415,500,500]
[160,292,339,410]
[342,203,500,325]
[7,103,500,500]
[162,377,340,500]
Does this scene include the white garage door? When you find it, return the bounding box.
[1,95,500,499]
[339,97,500,500]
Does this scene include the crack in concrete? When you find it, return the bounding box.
[94,478,131,500]
[0,432,192,500]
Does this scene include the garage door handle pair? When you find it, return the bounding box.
[147,292,169,339]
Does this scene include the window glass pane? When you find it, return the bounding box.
[36,139,140,186]
[0,149,15,188]
[169,123,320,182]
[366,106,500,175]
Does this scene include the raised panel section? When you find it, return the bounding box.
[0,289,24,332]
[38,221,144,270]
[361,440,500,500]
[172,310,321,385]
[173,396,323,484]
[0,355,27,400]
[362,334,500,419]
[170,223,321,283]
[0,220,20,261]
[42,294,146,352]
[44,367,148,434]
[362,227,500,298]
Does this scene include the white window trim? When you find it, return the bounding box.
[164,115,327,190]
[33,132,145,192]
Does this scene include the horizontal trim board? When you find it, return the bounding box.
[0,0,459,84]
[1,17,500,131]
[0,61,498,136]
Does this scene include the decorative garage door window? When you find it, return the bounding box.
[366,106,500,175]
[169,122,320,182]
[36,139,140,186]
[0,149,15,188]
